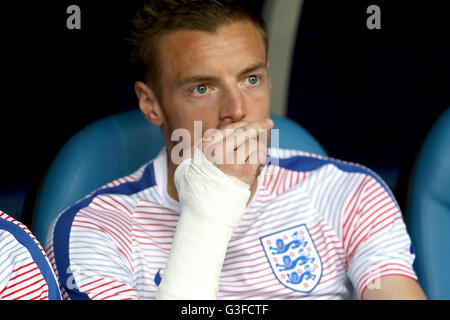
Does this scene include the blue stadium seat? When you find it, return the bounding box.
[407,107,450,300]
[31,110,327,244]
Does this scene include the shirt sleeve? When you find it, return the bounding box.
[46,207,138,300]
[0,220,60,300]
[342,175,418,299]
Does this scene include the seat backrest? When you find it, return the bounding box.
[407,107,450,299]
[31,110,327,244]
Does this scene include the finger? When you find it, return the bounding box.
[204,135,259,166]
[249,137,268,165]
[234,136,267,165]
[205,127,268,165]
[201,119,272,164]
[229,127,260,152]
[203,118,273,148]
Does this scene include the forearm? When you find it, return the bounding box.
[156,148,251,300]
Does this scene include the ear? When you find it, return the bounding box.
[135,81,165,126]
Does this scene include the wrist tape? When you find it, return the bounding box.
[155,148,251,300]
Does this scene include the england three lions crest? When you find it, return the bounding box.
[260,224,322,293]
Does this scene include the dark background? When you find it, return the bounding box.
[288,1,450,219]
[0,1,449,227]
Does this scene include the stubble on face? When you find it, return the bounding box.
[152,20,271,201]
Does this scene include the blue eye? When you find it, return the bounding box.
[246,75,260,86]
[192,84,208,96]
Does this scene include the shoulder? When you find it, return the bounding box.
[46,159,158,278]
[0,227,29,267]
[267,147,394,198]
[50,160,157,236]
[45,160,161,299]
[0,211,46,257]
[0,211,60,300]
[269,148,379,178]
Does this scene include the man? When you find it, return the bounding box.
[46,0,426,299]
[0,210,61,300]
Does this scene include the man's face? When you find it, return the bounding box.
[156,20,271,159]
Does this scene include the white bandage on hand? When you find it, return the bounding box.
[155,148,251,300]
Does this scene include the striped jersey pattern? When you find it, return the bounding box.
[0,211,61,300]
[45,147,417,300]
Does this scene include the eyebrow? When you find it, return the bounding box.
[176,62,267,87]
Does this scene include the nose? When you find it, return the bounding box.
[219,85,247,122]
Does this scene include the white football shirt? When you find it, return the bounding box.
[0,211,61,300]
[46,147,417,300]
